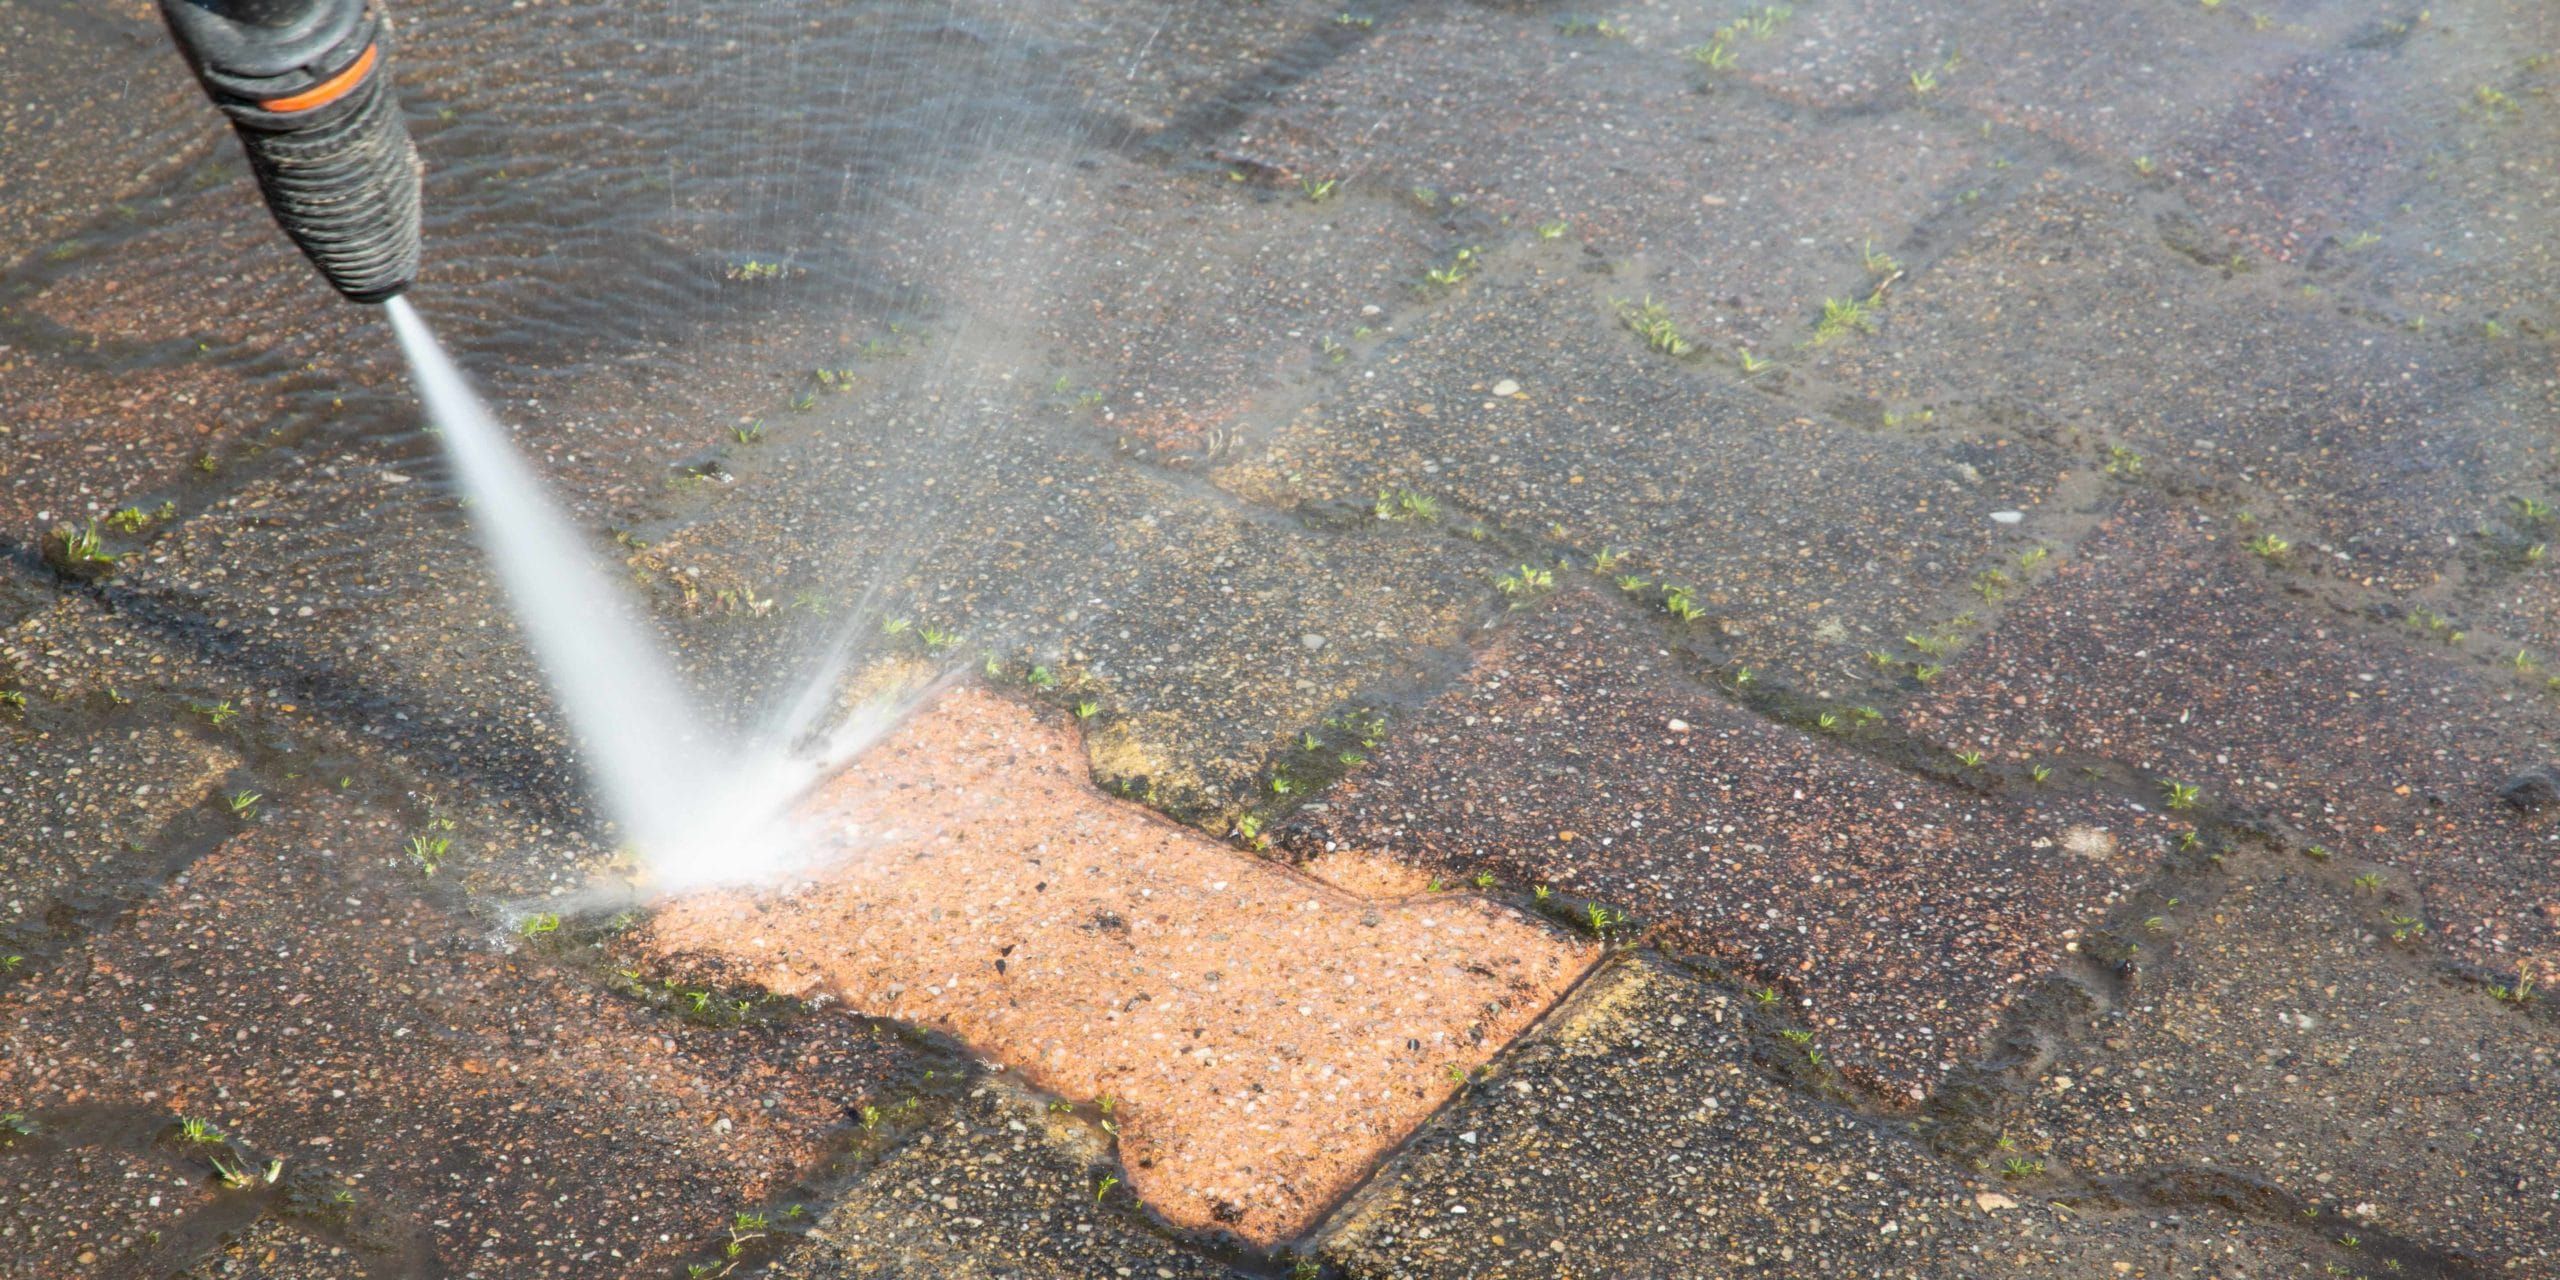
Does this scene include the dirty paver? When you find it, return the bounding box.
[1289,591,2171,1101]
[1796,177,2554,588]
[1902,497,2560,976]
[646,683,1593,1244]
[0,797,913,1278]
[1224,2,1995,342]
[0,1132,223,1279]
[1318,952,2370,1279]
[1743,0,2375,156]
[0,716,235,967]
[0,356,271,538]
[2016,860,2560,1273]
[0,0,203,277]
[765,1078,1252,1280]
[1211,263,2072,691]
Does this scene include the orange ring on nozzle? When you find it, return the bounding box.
[257,41,377,113]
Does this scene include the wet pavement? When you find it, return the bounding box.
[4,0,2559,1275]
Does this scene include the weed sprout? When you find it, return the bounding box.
[1810,294,1877,345]
[2245,533,2291,561]
[1686,40,1737,68]
[1496,564,1556,601]
[1375,488,1440,522]
[1424,247,1479,287]
[1612,296,1695,356]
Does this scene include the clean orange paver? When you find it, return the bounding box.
[644,685,1593,1243]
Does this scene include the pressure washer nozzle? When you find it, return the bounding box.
[159,0,422,304]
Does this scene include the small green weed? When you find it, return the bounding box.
[1810,293,1877,345]
[1496,564,1556,602]
[1613,296,1695,356]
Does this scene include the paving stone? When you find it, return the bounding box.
[768,1077,1246,1280]
[2464,555,2560,668]
[1798,177,2554,588]
[1902,496,2560,975]
[2142,4,2560,315]
[1226,1,1993,347]
[0,713,237,963]
[1289,591,2171,1099]
[0,353,271,536]
[648,684,1593,1244]
[0,796,912,1278]
[1029,164,1451,465]
[2018,863,2560,1273]
[90,467,592,819]
[1743,0,2372,159]
[1942,1205,2349,1280]
[1314,953,1973,1276]
[0,0,202,276]
[0,1129,221,1279]
[612,384,1511,822]
[174,1219,401,1279]
[1212,261,2073,689]
[1320,952,2344,1280]
[1317,952,2357,1279]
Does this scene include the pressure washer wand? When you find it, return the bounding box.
[158,0,422,303]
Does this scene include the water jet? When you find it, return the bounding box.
[159,0,862,890]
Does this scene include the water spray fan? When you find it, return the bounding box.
[159,0,421,303]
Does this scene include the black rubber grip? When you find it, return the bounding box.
[229,61,421,303]
[162,0,422,304]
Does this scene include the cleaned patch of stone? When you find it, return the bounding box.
[646,684,1593,1244]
